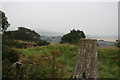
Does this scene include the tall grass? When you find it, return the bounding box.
[97,47,119,78]
[17,44,77,78]
[16,44,119,78]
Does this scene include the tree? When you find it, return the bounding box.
[2,47,20,63]
[3,27,50,46]
[60,29,86,44]
[116,40,120,47]
[0,10,10,32]
[3,27,41,41]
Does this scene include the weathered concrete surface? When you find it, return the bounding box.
[73,39,98,79]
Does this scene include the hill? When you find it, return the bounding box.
[35,29,63,36]
[17,44,77,78]
[86,35,117,42]
[15,44,119,78]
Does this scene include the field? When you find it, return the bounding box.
[16,44,119,78]
[17,44,77,78]
[97,47,119,78]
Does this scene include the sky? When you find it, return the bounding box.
[1,1,118,36]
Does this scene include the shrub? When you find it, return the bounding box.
[2,47,20,63]
[60,29,86,44]
[2,60,16,78]
[37,40,50,46]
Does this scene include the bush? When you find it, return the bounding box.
[116,40,120,47]
[60,29,86,44]
[2,60,16,78]
[37,40,50,46]
[2,47,20,63]
[2,27,50,46]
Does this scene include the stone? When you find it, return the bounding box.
[73,39,98,79]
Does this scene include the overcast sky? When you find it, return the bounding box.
[1,2,118,36]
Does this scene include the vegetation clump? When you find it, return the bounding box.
[116,40,120,48]
[3,27,50,46]
[60,29,86,44]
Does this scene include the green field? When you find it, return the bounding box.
[97,47,119,78]
[17,44,77,78]
[16,44,119,78]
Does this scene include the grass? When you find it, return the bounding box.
[16,44,119,78]
[17,44,77,78]
[97,47,119,78]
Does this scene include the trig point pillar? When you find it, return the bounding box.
[73,39,98,79]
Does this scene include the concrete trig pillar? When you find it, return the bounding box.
[73,39,98,79]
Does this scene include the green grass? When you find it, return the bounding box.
[17,44,77,78]
[16,44,119,78]
[97,47,119,78]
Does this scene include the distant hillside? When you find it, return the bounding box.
[35,29,63,36]
[86,35,117,42]
[35,29,63,43]
[41,36,62,43]
[34,29,117,44]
